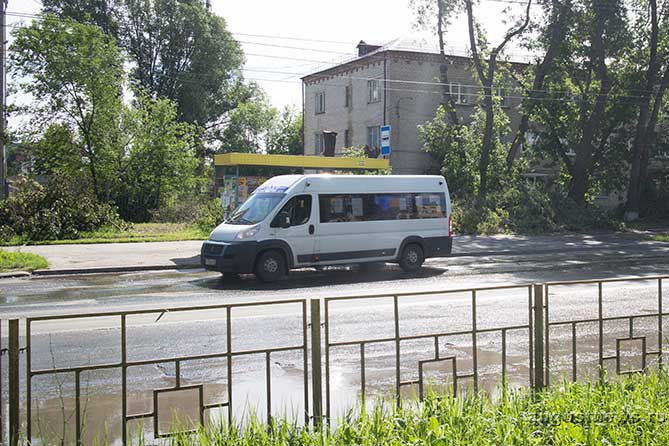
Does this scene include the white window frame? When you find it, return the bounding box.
[367,79,381,103]
[315,91,325,114]
[366,125,381,150]
[315,132,325,154]
[448,83,469,105]
[496,87,509,108]
[345,85,352,108]
[344,129,352,147]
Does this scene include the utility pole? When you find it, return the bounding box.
[0,0,6,200]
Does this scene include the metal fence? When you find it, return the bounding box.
[1,275,667,445]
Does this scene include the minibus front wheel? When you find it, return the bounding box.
[255,249,287,282]
[399,243,424,272]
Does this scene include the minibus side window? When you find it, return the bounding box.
[319,192,446,222]
[414,193,447,219]
[272,195,312,227]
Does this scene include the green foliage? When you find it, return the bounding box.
[157,372,669,446]
[0,249,48,272]
[10,16,125,201]
[42,0,119,36]
[29,124,83,178]
[343,146,392,175]
[0,177,127,243]
[10,19,203,222]
[113,93,200,221]
[419,104,511,199]
[117,0,245,128]
[194,199,226,233]
[452,180,618,235]
[267,107,303,155]
[418,106,475,196]
[219,89,278,153]
[0,223,208,246]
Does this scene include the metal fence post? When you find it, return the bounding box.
[533,285,545,391]
[310,299,323,428]
[8,319,19,446]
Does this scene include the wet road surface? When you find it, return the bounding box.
[1,250,669,444]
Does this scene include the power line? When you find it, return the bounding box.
[5,7,664,103]
[231,31,354,46]
[5,11,360,57]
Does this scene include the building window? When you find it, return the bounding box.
[345,85,352,108]
[315,91,325,114]
[314,132,325,154]
[366,126,381,151]
[368,79,381,103]
[345,129,352,147]
[496,87,509,108]
[448,83,469,105]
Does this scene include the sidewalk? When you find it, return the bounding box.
[3,231,667,275]
[4,240,202,275]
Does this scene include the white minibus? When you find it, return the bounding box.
[201,174,453,282]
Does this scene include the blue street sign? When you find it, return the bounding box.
[380,125,391,156]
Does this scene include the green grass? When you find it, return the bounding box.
[652,234,669,242]
[0,223,210,246]
[155,372,669,446]
[0,249,48,272]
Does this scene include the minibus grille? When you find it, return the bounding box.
[204,243,224,255]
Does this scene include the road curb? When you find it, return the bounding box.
[31,263,202,277]
[0,271,32,279]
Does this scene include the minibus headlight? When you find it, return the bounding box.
[235,225,260,240]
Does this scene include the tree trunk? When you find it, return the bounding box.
[506,0,571,170]
[437,0,459,126]
[566,1,610,205]
[464,0,531,201]
[479,80,495,201]
[624,0,658,222]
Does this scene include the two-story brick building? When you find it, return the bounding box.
[301,37,525,174]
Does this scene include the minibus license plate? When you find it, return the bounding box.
[205,258,216,266]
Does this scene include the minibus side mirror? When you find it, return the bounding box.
[278,211,291,228]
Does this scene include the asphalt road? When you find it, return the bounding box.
[1,239,669,443]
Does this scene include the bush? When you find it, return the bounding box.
[0,177,128,243]
[451,181,619,235]
[195,198,225,232]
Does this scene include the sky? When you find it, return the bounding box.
[7,0,533,111]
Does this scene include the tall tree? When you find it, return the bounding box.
[118,0,245,129]
[10,17,125,200]
[115,94,199,220]
[531,0,633,205]
[624,0,669,221]
[506,0,572,170]
[267,107,303,155]
[42,0,247,149]
[219,90,278,154]
[411,0,461,126]
[463,0,532,200]
[565,0,629,204]
[41,0,120,36]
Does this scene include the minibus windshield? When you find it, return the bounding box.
[226,193,285,225]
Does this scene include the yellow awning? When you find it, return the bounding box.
[214,153,390,170]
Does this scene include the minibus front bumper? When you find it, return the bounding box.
[201,241,257,273]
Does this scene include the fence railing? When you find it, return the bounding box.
[1,275,667,445]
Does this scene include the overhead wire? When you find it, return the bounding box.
[5,6,664,104]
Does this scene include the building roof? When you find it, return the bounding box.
[302,34,533,83]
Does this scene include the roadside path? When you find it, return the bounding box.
[3,230,667,276]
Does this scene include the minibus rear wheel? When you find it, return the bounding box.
[255,250,287,282]
[399,243,424,272]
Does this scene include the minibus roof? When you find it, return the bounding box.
[278,174,449,194]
